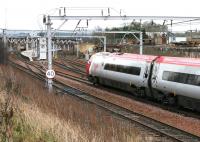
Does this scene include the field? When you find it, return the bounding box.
[0,65,160,142]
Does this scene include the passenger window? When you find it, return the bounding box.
[197,76,200,86]
[104,63,141,76]
[187,74,195,85]
[162,71,200,86]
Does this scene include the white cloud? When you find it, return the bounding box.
[0,0,200,31]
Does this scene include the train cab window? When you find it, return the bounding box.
[104,63,141,76]
[162,71,200,86]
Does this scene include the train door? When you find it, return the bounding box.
[151,62,160,88]
[146,56,160,98]
[143,62,149,85]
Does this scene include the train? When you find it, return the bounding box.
[86,52,200,112]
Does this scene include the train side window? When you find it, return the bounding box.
[162,71,170,80]
[163,71,186,83]
[130,67,141,75]
[104,64,109,70]
[176,73,187,84]
[123,66,128,73]
[187,74,196,85]
[104,63,141,76]
[162,71,200,86]
[187,74,200,86]
[111,64,114,70]
[117,65,123,72]
[197,76,200,86]
[110,64,113,70]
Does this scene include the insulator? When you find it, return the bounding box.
[163,20,166,26]
[87,20,88,27]
[64,7,66,15]
[151,20,154,25]
[108,8,110,16]
[59,9,61,16]
[43,15,46,24]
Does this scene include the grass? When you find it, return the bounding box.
[2,41,192,142]
[0,62,162,142]
[0,66,57,142]
[12,115,56,142]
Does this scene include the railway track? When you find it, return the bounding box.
[56,71,90,84]
[53,81,200,142]
[8,55,200,142]
[17,53,200,119]
[53,61,86,76]
[58,56,86,68]
[55,56,86,71]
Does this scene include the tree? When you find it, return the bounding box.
[142,21,168,32]
[93,21,168,44]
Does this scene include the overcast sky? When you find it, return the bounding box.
[1,0,200,31]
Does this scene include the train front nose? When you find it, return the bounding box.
[86,61,91,76]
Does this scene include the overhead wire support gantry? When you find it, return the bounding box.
[48,15,200,21]
[95,31,143,54]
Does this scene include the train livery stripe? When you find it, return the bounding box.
[100,53,200,67]
[110,54,157,62]
[156,56,200,67]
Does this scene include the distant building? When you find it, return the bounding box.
[145,32,167,45]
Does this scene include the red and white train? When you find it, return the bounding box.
[86,52,200,111]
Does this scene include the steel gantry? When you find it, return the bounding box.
[53,35,106,52]
[95,31,143,54]
[48,16,200,21]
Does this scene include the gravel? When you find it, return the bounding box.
[57,75,200,137]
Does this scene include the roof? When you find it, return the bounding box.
[110,53,157,62]
[156,56,200,67]
[95,52,200,67]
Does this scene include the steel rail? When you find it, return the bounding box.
[8,56,200,142]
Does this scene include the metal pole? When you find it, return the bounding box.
[140,32,143,55]
[3,29,7,48]
[76,42,79,58]
[26,36,28,50]
[67,44,69,51]
[139,19,143,55]
[52,41,55,58]
[171,20,173,42]
[104,37,106,52]
[2,29,7,64]
[47,18,53,91]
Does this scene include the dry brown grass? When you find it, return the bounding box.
[0,65,161,142]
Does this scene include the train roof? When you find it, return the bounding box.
[96,52,157,62]
[94,52,200,67]
[156,56,200,67]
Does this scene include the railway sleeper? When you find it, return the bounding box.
[177,95,200,112]
[89,77,200,112]
[90,76,99,85]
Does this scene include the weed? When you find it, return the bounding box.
[0,93,14,142]
[0,62,164,142]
